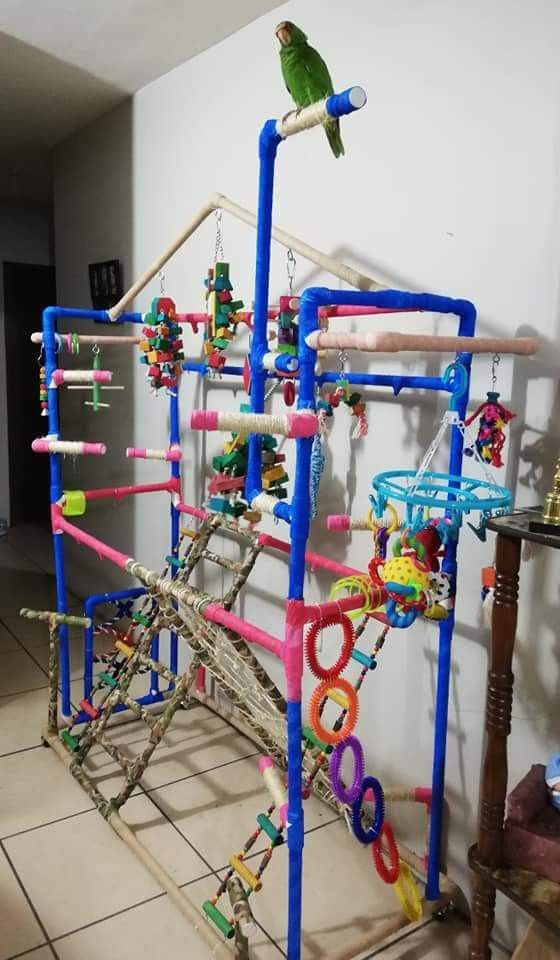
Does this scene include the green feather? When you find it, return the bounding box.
[277,21,344,158]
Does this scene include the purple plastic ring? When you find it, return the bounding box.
[329,735,365,804]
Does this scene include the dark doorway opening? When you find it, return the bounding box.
[4,261,56,526]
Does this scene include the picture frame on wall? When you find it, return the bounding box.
[89,259,123,310]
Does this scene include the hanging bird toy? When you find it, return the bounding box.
[138,296,184,392]
[464,356,515,468]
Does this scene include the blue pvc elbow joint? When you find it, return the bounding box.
[274,354,299,375]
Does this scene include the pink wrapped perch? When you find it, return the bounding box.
[327,514,372,532]
[51,368,113,386]
[32,438,106,456]
[190,409,318,439]
[126,446,182,462]
[306,330,539,355]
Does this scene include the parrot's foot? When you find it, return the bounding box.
[281,108,302,124]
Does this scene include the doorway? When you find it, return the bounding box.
[4,261,56,525]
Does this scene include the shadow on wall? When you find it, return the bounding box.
[54,99,135,599]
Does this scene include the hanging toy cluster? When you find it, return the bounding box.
[367,519,453,628]
[203,262,245,374]
[464,390,516,468]
[208,404,289,519]
[319,352,368,440]
[39,365,48,416]
[138,297,183,391]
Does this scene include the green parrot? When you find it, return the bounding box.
[275,21,344,158]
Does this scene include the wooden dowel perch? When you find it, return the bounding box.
[305,330,539,356]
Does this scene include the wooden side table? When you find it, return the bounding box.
[469,509,560,959]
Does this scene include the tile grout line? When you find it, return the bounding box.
[0,614,55,687]
[0,837,61,960]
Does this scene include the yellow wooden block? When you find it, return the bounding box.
[147,350,158,364]
[326,688,349,709]
[229,855,262,892]
[203,341,214,357]
[138,339,150,351]
[115,640,135,659]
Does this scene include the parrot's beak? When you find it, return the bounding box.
[275,23,291,46]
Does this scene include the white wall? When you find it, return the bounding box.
[0,203,52,524]
[54,0,560,948]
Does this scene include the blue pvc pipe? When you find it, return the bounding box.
[425,326,473,901]
[245,120,282,502]
[43,307,70,713]
[168,387,181,682]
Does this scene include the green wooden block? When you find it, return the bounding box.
[211,338,230,351]
[202,901,235,939]
[302,725,333,754]
[277,344,297,356]
[60,729,79,751]
[98,671,117,689]
[257,813,283,845]
[132,612,150,627]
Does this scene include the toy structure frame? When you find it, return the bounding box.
[31,87,537,958]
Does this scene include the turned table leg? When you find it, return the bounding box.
[470,532,521,960]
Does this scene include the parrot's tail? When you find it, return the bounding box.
[325,118,345,158]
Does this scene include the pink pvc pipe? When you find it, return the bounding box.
[203,603,283,658]
[318,305,410,319]
[52,369,112,386]
[126,447,182,462]
[300,593,378,624]
[52,508,131,570]
[258,532,362,578]
[85,481,174,501]
[175,502,208,521]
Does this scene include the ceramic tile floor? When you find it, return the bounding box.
[0,526,512,959]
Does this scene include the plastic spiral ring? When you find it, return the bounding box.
[393,860,423,922]
[329,735,365,804]
[351,775,385,844]
[371,820,400,884]
[328,576,372,620]
[305,613,354,680]
[308,678,359,746]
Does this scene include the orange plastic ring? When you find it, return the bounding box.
[308,677,359,746]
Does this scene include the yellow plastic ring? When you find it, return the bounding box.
[328,576,372,620]
[393,860,423,922]
[367,503,400,535]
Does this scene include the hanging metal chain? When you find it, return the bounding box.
[491,353,500,389]
[338,349,349,375]
[92,343,100,356]
[158,271,165,295]
[214,209,224,263]
[286,248,296,295]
